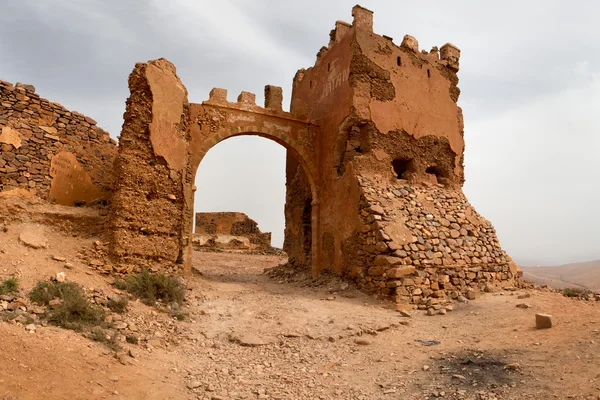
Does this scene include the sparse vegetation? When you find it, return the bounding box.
[126,335,139,344]
[90,327,121,351]
[114,269,185,306]
[562,287,584,298]
[0,278,19,295]
[29,281,105,331]
[107,296,129,313]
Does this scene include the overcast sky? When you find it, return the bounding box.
[1,0,598,266]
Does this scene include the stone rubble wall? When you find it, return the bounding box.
[194,212,272,251]
[351,175,521,305]
[0,80,117,203]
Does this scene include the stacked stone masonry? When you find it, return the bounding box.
[350,175,519,304]
[0,80,117,205]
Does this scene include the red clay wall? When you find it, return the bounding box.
[109,59,192,272]
[285,5,519,304]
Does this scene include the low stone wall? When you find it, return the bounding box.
[348,175,521,305]
[0,80,117,205]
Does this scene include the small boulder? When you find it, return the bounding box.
[535,313,553,329]
[55,272,66,283]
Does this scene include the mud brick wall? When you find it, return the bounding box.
[194,212,272,251]
[109,59,192,272]
[0,80,116,204]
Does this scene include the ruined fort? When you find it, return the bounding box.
[193,212,272,251]
[0,5,521,305]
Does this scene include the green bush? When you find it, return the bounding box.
[562,288,584,298]
[117,269,185,306]
[0,278,19,295]
[30,281,105,331]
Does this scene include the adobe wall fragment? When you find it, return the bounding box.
[109,59,191,272]
[193,212,272,251]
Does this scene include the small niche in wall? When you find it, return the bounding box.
[427,69,431,78]
[392,157,414,179]
[426,165,446,183]
[397,56,402,66]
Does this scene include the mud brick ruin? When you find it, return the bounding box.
[193,212,272,251]
[0,81,116,206]
[0,5,521,304]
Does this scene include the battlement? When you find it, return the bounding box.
[322,5,461,71]
[205,85,286,114]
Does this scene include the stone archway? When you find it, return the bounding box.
[109,59,322,277]
[185,90,321,277]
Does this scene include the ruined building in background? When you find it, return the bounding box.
[193,212,272,251]
[0,5,521,305]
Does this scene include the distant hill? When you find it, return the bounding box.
[520,260,600,292]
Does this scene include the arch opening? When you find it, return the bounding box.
[190,132,318,275]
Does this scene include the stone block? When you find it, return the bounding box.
[386,266,415,279]
[535,314,553,329]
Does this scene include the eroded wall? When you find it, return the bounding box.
[0,80,116,205]
[193,212,272,251]
[109,59,191,272]
[285,5,520,303]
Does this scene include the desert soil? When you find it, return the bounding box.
[0,201,599,400]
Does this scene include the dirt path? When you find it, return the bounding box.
[1,230,600,399]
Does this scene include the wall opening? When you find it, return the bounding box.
[427,69,431,78]
[397,56,402,66]
[193,136,286,254]
[426,165,446,182]
[392,157,414,179]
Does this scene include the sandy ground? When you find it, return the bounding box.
[0,205,599,399]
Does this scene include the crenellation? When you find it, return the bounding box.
[440,43,461,71]
[401,35,419,53]
[352,5,374,32]
[208,87,228,103]
[330,20,352,47]
[237,91,256,105]
[264,85,283,111]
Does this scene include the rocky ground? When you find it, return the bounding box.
[0,197,599,399]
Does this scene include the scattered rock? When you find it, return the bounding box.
[230,332,271,347]
[55,272,66,283]
[516,303,531,309]
[187,381,202,389]
[535,313,553,329]
[18,225,47,249]
[52,255,66,262]
[517,293,531,299]
[354,338,372,346]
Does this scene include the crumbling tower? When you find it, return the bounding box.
[283,5,520,303]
